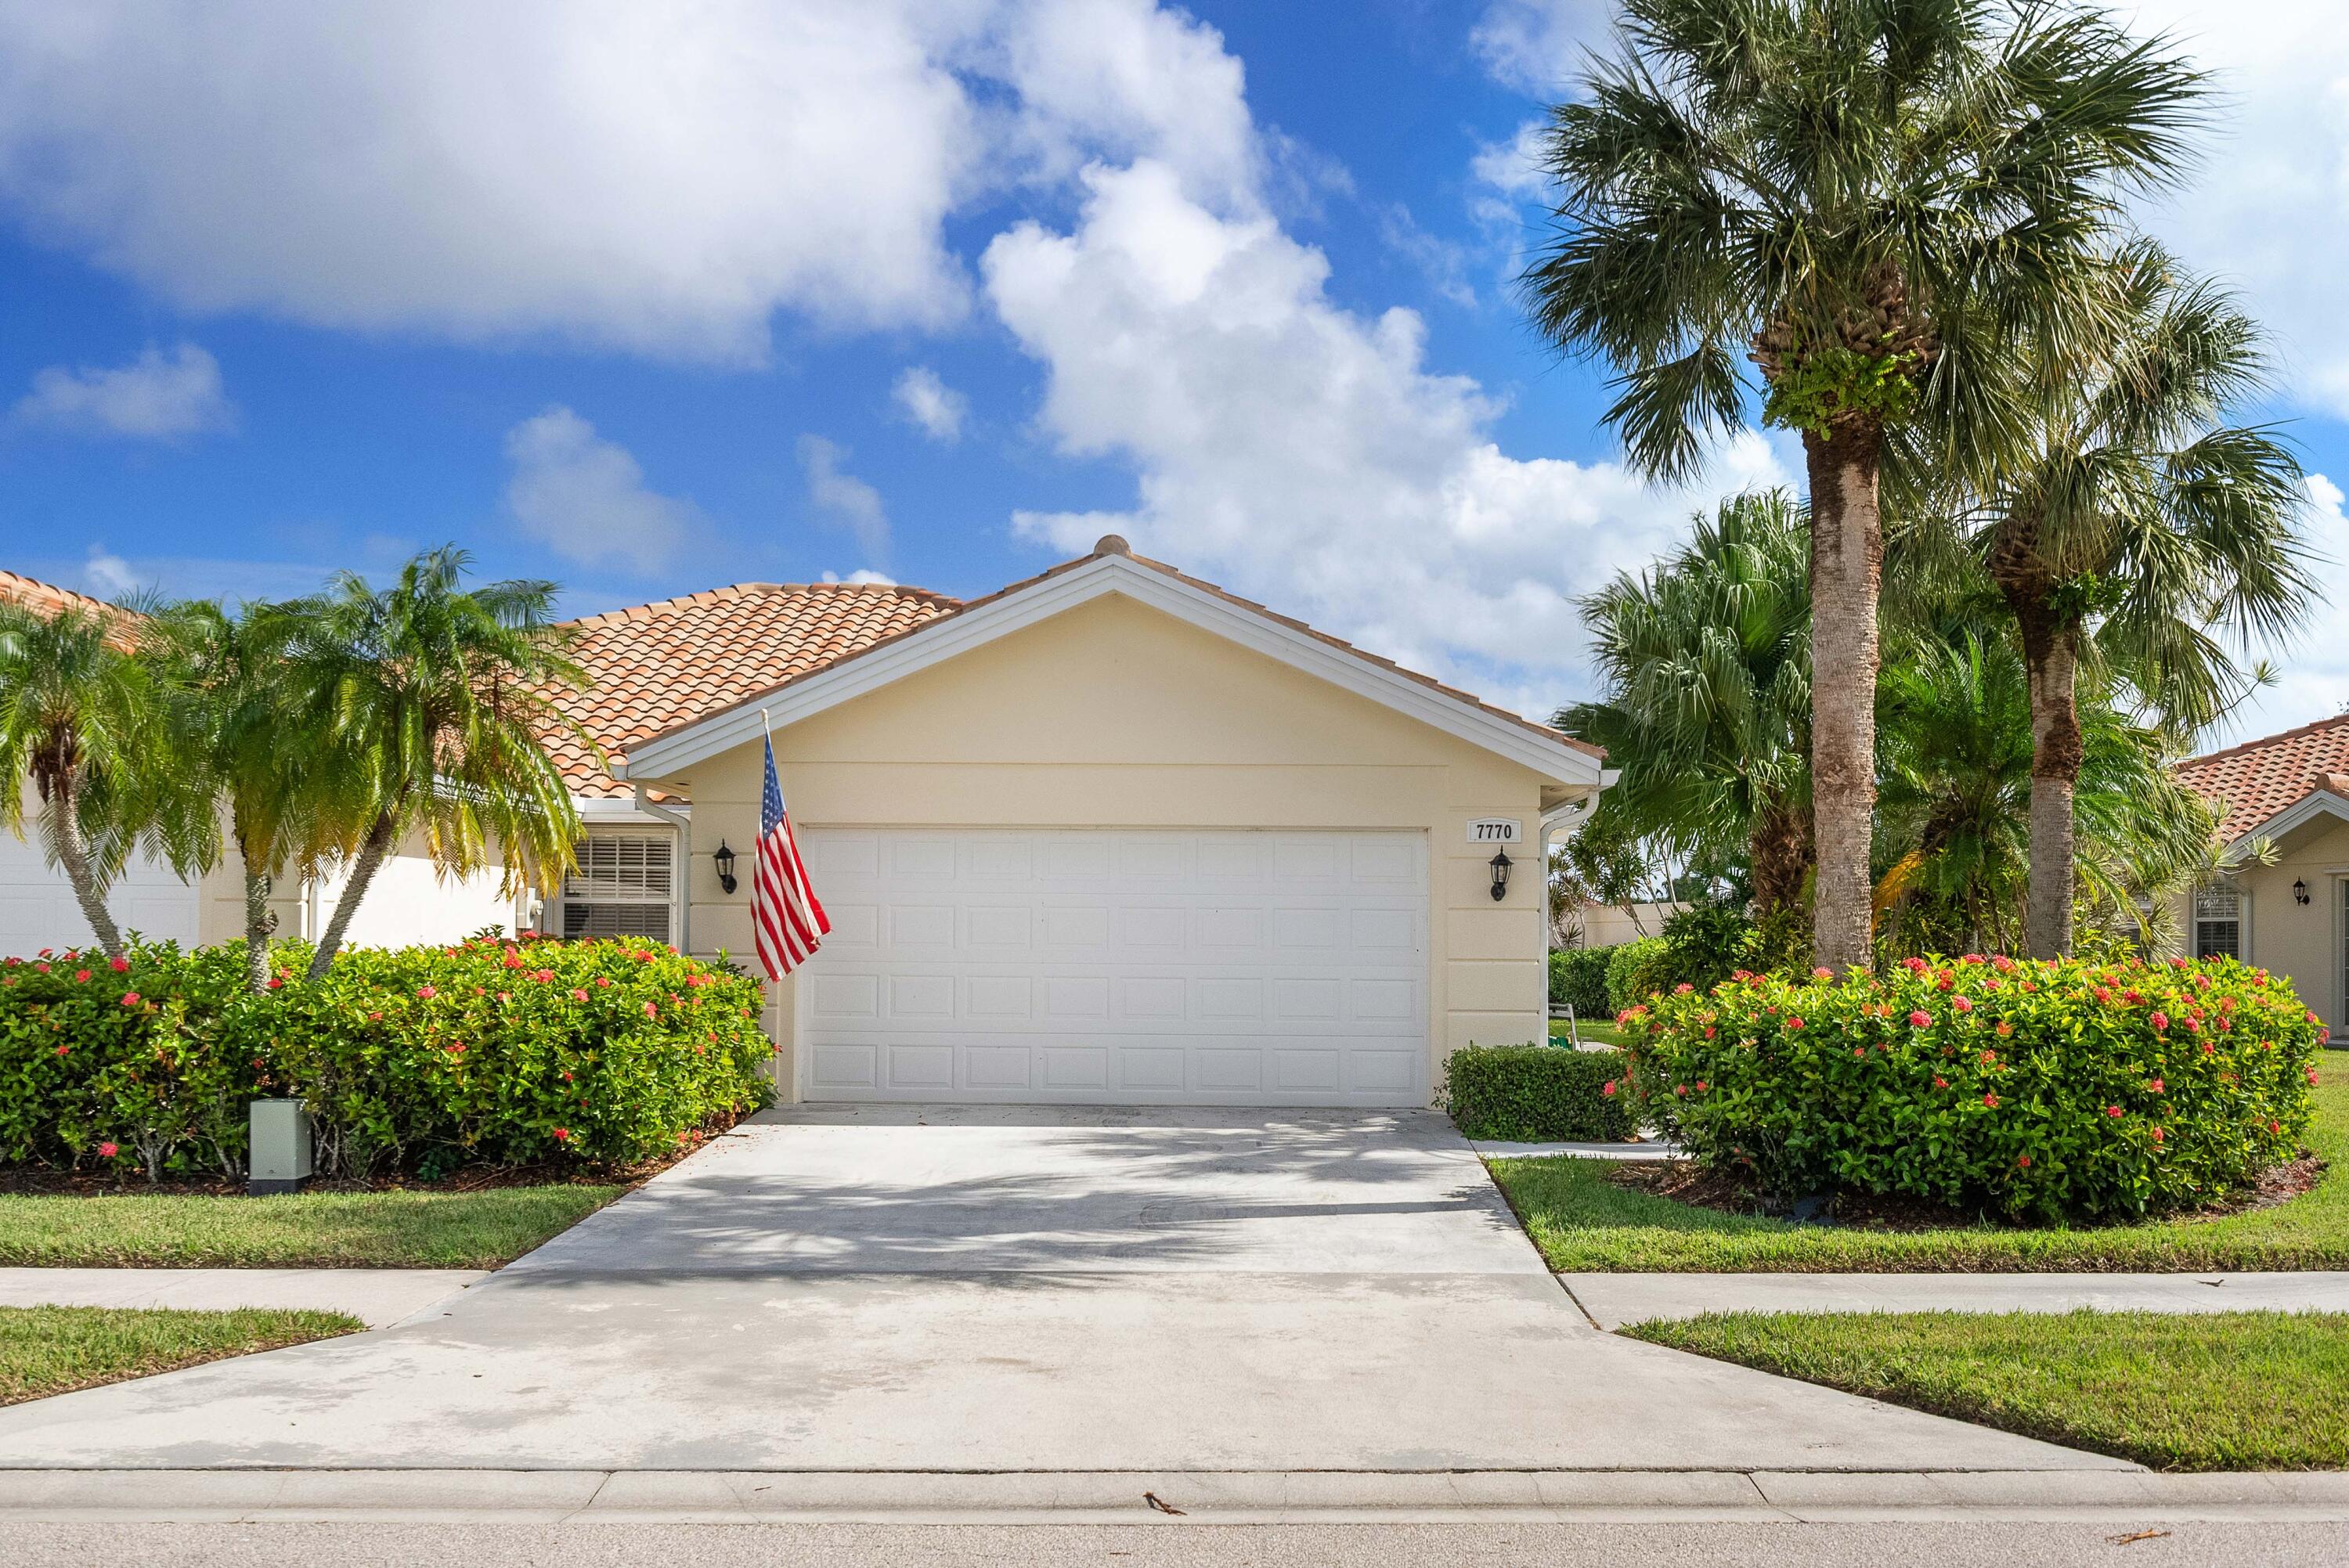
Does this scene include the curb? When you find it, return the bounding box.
[0,1468,2344,1524]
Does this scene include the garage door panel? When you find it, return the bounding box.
[799,828,1427,1106]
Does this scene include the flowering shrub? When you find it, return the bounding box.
[0,935,774,1180]
[1445,1045,1636,1143]
[1615,954,2323,1221]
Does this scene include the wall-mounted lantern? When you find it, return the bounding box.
[1488,847,1513,902]
[714,839,739,896]
[2294,878,2311,907]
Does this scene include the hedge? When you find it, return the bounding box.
[1445,1044,1636,1143]
[1550,947,1614,1017]
[1605,938,1666,1015]
[0,935,774,1181]
[1615,954,2325,1221]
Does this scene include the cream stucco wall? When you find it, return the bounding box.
[193,827,525,950]
[2181,812,2349,1032]
[631,591,1579,1105]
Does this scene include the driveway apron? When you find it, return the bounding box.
[0,1107,2126,1473]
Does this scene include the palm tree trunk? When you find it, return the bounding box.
[306,811,396,980]
[241,867,274,993]
[48,769,124,959]
[2019,611,2083,960]
[1804,424,1885,972]
[1748,794,1813,919]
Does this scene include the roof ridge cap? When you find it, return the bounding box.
[2183,709,2349,770]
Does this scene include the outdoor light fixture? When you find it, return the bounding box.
[1488,847,1513,902]
[2295,878,2311,907]
[714,839,738,896]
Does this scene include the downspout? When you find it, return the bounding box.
[633,785,692,956]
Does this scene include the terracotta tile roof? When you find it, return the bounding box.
[2178,712,2349,840]
[0,570,134,623]
[550,582,958,798]
[627,535,1600,766]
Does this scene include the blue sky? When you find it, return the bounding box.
[1,0,2341,745]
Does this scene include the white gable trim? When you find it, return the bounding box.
[619,553,1604,787]
[2226,789,2349,860]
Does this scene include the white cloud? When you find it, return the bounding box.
[798,434,892,566]
[2202,471,2349,746]
[13,342,233,438]
[891,366,969,442]
[820,569,901,586]
[0,0,1281,362]
[503,406,696,575]
[985,160,1794,717]
[1469,0,1612,97]
[78,546,138,598]
[1377,204,1478,308]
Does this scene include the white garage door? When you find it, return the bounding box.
[0,825,201,958]
[799,828,1429,1105]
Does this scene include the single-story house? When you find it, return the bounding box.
[2,539,1609,1107]
[2176,714,2349,1036]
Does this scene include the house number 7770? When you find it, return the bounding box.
[1467,818,1521,844]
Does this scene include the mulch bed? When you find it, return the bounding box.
[0,1119,749,1199]
[1607,1151,2325,1231]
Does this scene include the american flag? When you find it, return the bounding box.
[753,736,828,980]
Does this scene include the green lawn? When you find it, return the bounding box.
[1628,1309,2349,1471]
[1490,1074,2348,1272]
[0,1185,622,1268]
[0,1305,364,1407]
[1548,1018,1630,1047]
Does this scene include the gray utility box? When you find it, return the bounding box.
[248,1098,313,1196]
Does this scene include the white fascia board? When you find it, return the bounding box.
[622,554,1606,787]
[2225,790,2349,861]
[574,795,688,825]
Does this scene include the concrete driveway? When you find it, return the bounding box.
[0,1107,2124,1474]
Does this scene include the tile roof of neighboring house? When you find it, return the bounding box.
[551,582,958,798]
[627,535,1600,765]
[2178,712,2349,841]
[0,570,132,623]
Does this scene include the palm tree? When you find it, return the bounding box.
[1874,626,2214,955]
[1559,489,1813,919]
[1974,240,2313,957]
[288,548,593,979]
[147,599,356,992]
[0,601,174,957]
[1520,0,2206,970]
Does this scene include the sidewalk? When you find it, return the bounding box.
[0,1268,487,1329]
[1561,1271,2349,1329]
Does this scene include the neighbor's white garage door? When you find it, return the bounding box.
[798,828,1428,1105]
[0,824,201,958]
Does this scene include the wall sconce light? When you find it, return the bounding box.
[2294,878,2311,907]
[1488,848,1513,902]
[714,839,739,896]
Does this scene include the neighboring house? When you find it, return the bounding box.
[2176,713,2349,1035]
[1563,902,1690,950]
[0,569,524,956]
[3,542,1607,1108]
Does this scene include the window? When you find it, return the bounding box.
[561,833,675,942]
[2192,885,2243,962]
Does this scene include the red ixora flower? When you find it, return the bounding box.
[1812,967,1835,980]
[2152,1126,2166,1143]
[108,956,129,973]
[2106,1105,2124,1118]
[97,1141,118,1158]
[2017,1153,2031,1168]
[1785,1017,1805,1029]
[551,1127,570,1141]
[2150,1011,2170,1032]
[265,976,283,989]
[1933,1076,1949,1089]
[503,953,524,969]
[416,985,437,1000]
[572,989,589,1003]
[1674,982,1694,994]
[73,969,90,982]
[2148,1078,2164,1094]
[1902,957,1929,973]
[1982,1092,1999,1108]
[1674,1083,1689,1097]
[642,1001,659,1018]
[1994,1020,2013,1037]
[1600,1080,1617,1097]
[119,992,139,1007]
[1951,996,1973,1013]
[1908,1010,1932,1028]
[596,976,615,989]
